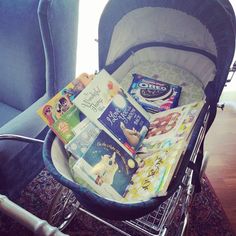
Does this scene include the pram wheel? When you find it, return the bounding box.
[47,185,79,231]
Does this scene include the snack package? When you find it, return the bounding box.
[128,74,182,113]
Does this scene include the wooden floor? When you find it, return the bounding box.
[205,106,236,233]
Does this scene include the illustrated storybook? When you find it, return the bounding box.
[72,70,150,155]
[65,118,139,201]
[37,73,94,143]
[143,100,204,145]
[124,137,185,201]
[128,73,182,114]
[124,101,205,200]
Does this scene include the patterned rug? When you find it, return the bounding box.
[0,169,235,236]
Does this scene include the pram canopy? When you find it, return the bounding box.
[98,0,236,101]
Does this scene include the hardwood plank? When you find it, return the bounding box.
[205,108,236,233]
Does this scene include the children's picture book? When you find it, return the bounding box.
[124,137,185,201]
[128,74,182,113]
[65,118,101,159]
[65,119,139,200]
[37,73,94,143]
[126,100,205,199]
[72,70,150,155]
[144,100,204,145]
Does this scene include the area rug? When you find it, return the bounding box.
[0,169,235,236]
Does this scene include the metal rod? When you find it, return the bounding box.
[179,212,189,236]
[124,220,161,236]
[0,134,44,144]
[78,207,131,236]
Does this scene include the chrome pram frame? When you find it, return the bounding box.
[0,106,210,236]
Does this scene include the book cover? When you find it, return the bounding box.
[124,137,185,201]
[144,100,204,144]
[128,74,182,113]
[65,118,101,159]
[37,74,94,143]
[66,124,139,200]
[72,70,150,155]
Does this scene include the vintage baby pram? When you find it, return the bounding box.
[42,0,236,234]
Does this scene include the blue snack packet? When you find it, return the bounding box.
[128,74,182,113]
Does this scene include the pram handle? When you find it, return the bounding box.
[0,134,69,235]
[0,194,68,236]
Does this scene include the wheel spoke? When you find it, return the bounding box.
[47,186,79,230]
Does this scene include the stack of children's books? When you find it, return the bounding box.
[38,70,204,202]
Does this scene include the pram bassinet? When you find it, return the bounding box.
[43,0,236,221]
